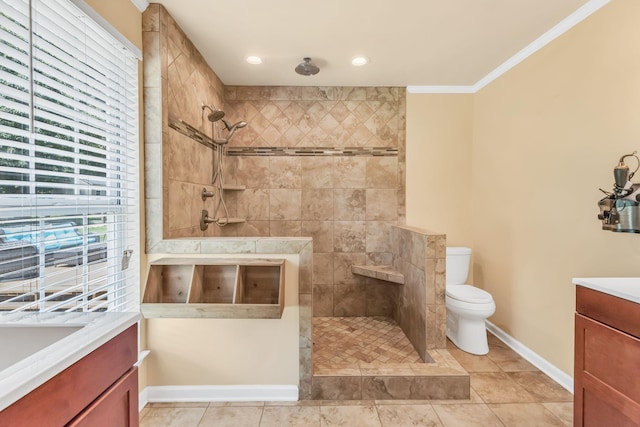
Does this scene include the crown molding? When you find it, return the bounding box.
[407,0,611,94]
[130,0,149,12]
[472,0,610,92]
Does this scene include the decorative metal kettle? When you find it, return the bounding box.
[597,151,640,233]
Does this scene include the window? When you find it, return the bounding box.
[0,0,140,312]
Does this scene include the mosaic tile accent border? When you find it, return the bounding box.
[168,119,217,151]
[167,119,399,158]
[226,147,399,157]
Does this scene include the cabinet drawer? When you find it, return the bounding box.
[576,286,640,339]
[583,388,639,427]
[576,314,640,403]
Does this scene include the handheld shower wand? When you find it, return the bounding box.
[212,119,247,144]
[204,115,248,228]
[220,119,248,141]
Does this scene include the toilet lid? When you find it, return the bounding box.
[446,285,493,304]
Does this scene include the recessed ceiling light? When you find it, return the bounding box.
[351,56,369,66]
[246,55,262,65]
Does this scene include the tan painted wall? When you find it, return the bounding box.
[471,0,640,375]
[406,0,640,376]
[84,0,142,49]
[406,94,474,248]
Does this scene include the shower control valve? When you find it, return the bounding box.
[201,187,215,201]
[200,209,216,231]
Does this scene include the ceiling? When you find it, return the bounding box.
[154,0,593,87]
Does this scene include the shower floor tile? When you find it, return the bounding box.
[311,317,470,400]
[313,317,423,370]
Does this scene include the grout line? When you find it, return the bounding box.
[428,403,447,427]
[470,384,487,405]
[492,408,509,427]
[195,406,207,427]
[485,321,573,393]
[371,400,383,426]
[256,405,265,426]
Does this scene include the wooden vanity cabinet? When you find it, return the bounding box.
[67,365,138,427]
[574,286,640,426]
[0,324,138,427]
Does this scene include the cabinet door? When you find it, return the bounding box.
[574,314,640,426]
[67,367,138,427]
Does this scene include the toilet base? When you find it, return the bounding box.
[446,311,490,355]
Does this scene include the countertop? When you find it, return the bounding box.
[573,277,640,304]
[0,311,140,412]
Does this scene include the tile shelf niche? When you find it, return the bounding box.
[222,184,245,191]
[224,218,246,224]
[351,264,404,285]
[142,257,285,319]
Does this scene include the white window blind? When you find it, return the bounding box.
[0,0,139,313]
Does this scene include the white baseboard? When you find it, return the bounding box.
[139,387,149,412]
[140,385,298,407]
[485,321,573,393]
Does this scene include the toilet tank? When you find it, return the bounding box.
[446,247,472,286]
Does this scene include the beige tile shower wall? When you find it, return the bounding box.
[392,225,446,359]
[144,5,407,317]
[143,4,227,242]
[223,87,403,148]
[219,87,406,317]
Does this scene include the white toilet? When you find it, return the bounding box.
[445,247,495,355]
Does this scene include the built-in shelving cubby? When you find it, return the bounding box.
[142,258,285,319]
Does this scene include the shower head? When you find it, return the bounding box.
[202,104,225,122]
[295,57,320,76]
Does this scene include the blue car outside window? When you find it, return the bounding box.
[0,224,96,252]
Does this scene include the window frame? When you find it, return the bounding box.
[0,0,141,313]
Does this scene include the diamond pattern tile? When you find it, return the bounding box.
[224,92,401,148]
[313,317,422,371]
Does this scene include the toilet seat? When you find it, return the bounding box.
[446,285,493,304]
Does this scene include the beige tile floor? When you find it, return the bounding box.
[313,317,423,368]
[140,333,573,426]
